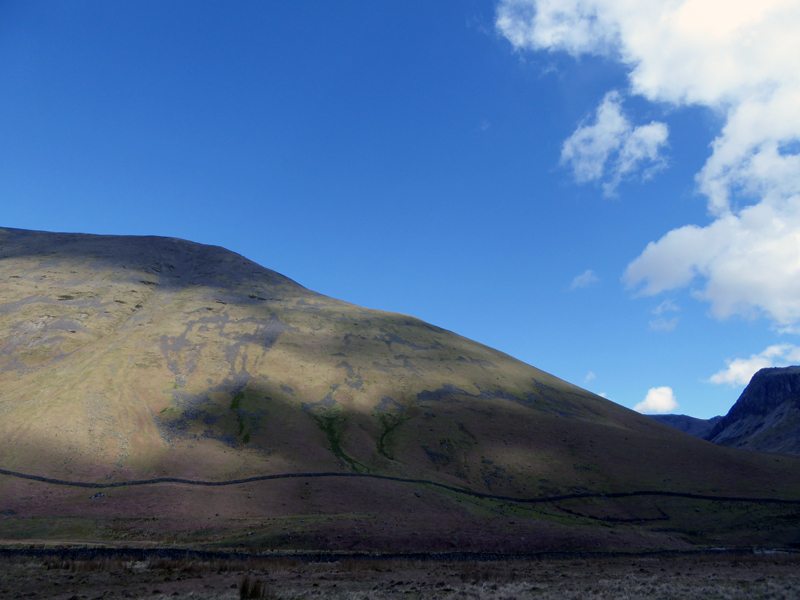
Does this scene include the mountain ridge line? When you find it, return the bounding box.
[3,227,800,551]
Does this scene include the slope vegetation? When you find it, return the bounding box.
[1,227,799,552]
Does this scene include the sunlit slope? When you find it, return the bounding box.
[1,226,799,503]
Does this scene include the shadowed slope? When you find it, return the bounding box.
[1,227,800,551]
[707,367,800,455]
[649,414,722,439]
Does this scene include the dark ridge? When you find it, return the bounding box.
[649,414,722,439]
[706,366,800,450]
[0,226,303,292]
[709,366,800,436]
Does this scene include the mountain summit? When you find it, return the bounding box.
[706,366,800,455]
[1,227,800,551]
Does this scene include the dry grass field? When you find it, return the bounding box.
[0,551,798,599]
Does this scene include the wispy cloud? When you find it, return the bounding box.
[634,386,678,414]
[560,91,668,196]
[570,269,600,289]
[649,298,679,331]
[584,371,596,383]
[497,0,800,330]
[709,344,800,386]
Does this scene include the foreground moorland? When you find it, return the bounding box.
[0,551,799,599]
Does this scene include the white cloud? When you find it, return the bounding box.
[496,0,619,57]
[570,269,600,289]
[634,386,679,414]
[624,197,800,329]
[584,371,596,383]
[652,299,678,316]
[497,0,800,330]
[649,299,680,331]
[560,91,668,196]
[709,344,800,385]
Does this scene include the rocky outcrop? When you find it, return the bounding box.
[705,366,800,455]
[649,414,722,439]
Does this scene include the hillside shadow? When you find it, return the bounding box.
[0,227,306,293]
[3,227,800,551]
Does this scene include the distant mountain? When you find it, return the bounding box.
[649,414,722,439]
[1,227,800,552]
[706,366,800,455]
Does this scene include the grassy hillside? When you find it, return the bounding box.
[1,227,799,552]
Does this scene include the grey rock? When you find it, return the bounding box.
[705,366,800,455]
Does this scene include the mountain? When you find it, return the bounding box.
[706,367,800,455]
[1,227,800,552]
[649,414,722,439]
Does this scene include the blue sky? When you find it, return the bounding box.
[2,1,799,419]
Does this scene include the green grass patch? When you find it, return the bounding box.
[377,413,407,459]
[0,517,115,542]
[307,409,369,474]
